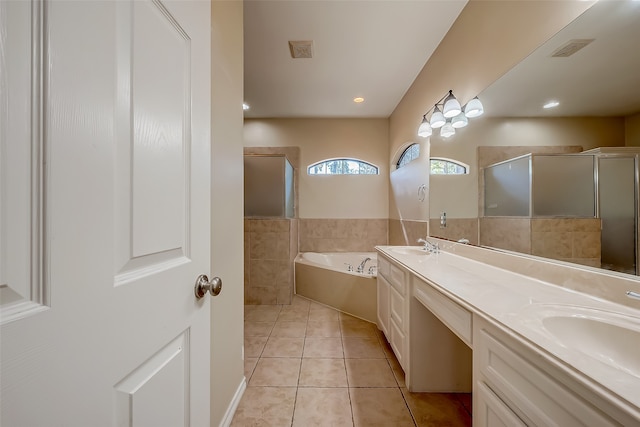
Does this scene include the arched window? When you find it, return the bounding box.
[396,143,419,169]
[307,158,379,175]
[430,157,469,175]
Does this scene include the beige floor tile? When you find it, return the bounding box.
[249,358,301,387]
[387,351,406,386]
[262,336,305,357]
[277,309,310,322]
[350,388,415,427]
[230,386,296,427]
[342,336,385,358]
[283,296,311,312]
[271,320,308,337]
[244,357,258,382]
[292,388,354,427]
[401,389,471,427]
[308,304,341,322]
[340,317,378,337]
[299,358,348,387]
[303,337,344,358]
[345,359,397,387]
[306,320,341,337]
[244,321,275,337]
[378,333,396,359]
[245,305,282,322]
[241,302,469,427]
[244,336,268,358]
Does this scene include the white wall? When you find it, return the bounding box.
[244,118,389,219]
[210,2,245,426]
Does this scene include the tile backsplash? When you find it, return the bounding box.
[298,218,388,253]
[388,219,428,246]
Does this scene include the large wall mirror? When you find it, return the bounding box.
[429,0,640,275]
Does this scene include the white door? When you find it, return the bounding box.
[1,0,213,425]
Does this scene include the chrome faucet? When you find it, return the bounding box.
[417,238,440,254]
[357,257,372,273]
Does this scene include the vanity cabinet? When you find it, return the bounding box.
[474,316,630,427]
[376,246,639,426]
[376,254,408,370]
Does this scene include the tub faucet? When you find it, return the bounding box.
[417,238,439,254]
[357,257,372,273]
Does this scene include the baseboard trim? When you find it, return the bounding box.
[218,376,247,427]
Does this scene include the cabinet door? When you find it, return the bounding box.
[476,382,526,427]
[377,275,390,336]
[390,286,405,329]
[474,318,623,426]
[390,316,406,369]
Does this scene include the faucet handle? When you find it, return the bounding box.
[344,263,353,272]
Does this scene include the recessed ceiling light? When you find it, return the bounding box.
[353,97,364,103]
[243,103,250,111]
[543,101,559,109]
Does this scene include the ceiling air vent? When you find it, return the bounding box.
[550,39,595,57]
[289,40,313,59]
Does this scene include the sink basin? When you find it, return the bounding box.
[542,315,640,377]
[388,246,430,256]
[521,304,640,378]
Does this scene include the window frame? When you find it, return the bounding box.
[307,157,379,175]
[429,157,469,175]
[396,143,420,169]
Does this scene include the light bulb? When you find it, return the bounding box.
[443,90,461,118]
[417,116,432,137]
[464,97,484,118]
[440,122,455,138]
[451,112,468,128]
[430,106,446,129]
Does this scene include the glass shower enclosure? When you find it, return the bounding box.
[244,155,294,218]
[483,151,639,275]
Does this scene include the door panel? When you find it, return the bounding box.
[114,0,192,284]
[115,331,190,427]
[0,0,47,323]
[1,1,212,425]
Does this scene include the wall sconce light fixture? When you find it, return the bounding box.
[418,90,484,139]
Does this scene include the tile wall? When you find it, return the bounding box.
[298,219,388,253]
[245,218,298,305]
[245,218,386,305]
[531,218,601,268]
[429,218,479,246]
[388,219,428,246]
[479,217,601,268]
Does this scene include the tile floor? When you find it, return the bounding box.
[232,296,472,426]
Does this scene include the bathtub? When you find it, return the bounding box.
[294,252,377,323]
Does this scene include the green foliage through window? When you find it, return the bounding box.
[397,143,420,168]
[308,158,379,175]
[430,158,468,175]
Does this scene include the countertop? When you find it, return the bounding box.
[375,246,640,418]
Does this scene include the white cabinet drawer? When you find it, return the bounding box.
[476,323,620,427]
[389,263,407,295]
[413,277,472,347]
[377,256,390,279]
[390,286,404,329]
